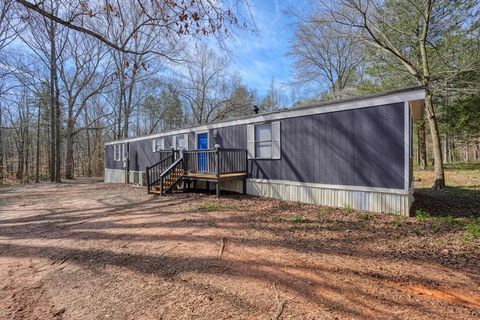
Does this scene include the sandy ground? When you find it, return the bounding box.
[0,180,479,320]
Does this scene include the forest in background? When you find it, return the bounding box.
[0,0,479,188]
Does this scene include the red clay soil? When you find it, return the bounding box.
[0,180,479,319]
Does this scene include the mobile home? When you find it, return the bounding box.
[104,87,425,216]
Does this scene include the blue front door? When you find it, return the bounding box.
[197,133,208,172]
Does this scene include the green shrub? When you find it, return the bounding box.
[431,216,464,233]
[344,204,353,213]
[435,216,464,227]
[199,202,220,212]
[393,215,407,228]
[463,218,480,242]
[317,206,329,219]
[415,209,430,221]
[289,214,306,223]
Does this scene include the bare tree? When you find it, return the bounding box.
[58,31,112,179]
[14,0,250,56]
[177,44,236,125]
[315,0,480,189]
[289,16,364,98]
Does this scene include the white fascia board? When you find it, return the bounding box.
[249,178,412,195]
[404,101,410,191]
[106,88,425,145]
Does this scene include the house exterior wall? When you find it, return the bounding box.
[106,104,404,190]
[104,92,416,215]
[208,103,404,190]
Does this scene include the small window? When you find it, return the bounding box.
[152,138,164,152]
[175,134,187,150]
[255,123,272,159]
[113,144,120,161]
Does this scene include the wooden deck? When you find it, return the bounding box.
[184,172,247,181]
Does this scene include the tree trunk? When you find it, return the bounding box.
[424,90,445,189]
[0,103,3,184]
[49,20,56,182]
[65,118,75,179]
[35,104,41,183]
[54,78,61,183]
[418,120,427,169]
[86,128,92,177]
[443,134,449,164]
[476,139,480,161]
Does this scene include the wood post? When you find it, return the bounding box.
[215,146,220,178]
[146,165,150,194]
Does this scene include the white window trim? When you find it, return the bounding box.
[114,144,121,161]
[174,134,188,150]
[152,138,164,152]
[254,123,273,159]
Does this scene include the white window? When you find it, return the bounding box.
[255,123,272,159]
[174,134,188,150]
[247,121,281,159]
[114,144,121,161]
[152,138,164,152]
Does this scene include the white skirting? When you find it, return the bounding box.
[103,168,412,216]
[244,179,412,216]
[104,168,126,184]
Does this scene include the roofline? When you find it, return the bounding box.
[106,86,425,145]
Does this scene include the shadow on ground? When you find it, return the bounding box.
[413,187,480,218]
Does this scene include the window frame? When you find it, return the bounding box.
[174,134,186,150]
[152,138,164,152]
[114,144,121,161]
[254,123,273,159]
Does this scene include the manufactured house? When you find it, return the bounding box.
[104,87,425,216]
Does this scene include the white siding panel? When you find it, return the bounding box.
[246,180,411,216]
[247,124,254,159]
[272,121,281,159]
[183,133,189,150]
[104,169,126,183]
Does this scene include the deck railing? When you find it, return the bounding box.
[146,147,247,194]
[182,148,248,176]
[146,153,175,193]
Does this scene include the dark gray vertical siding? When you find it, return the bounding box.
[188,132,196,149]
[211,103,405,189]
[105,102,405,189]
[104,144,124,170]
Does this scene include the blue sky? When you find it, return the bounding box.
[227,0,304,96]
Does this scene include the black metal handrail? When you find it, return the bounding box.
[146,147,248,194]
[146,155,175,193]
[159,157,184,194]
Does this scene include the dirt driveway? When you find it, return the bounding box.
[0,180,479,319]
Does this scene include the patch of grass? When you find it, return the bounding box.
[413,228,423,237]
[462,218,480,242]
[444,162,480,171]
[317,206,329,219]
[289,214,306,224]
[357,212,376,222]
[199,202,220,212]
[343,204,354,213]
[431,216,465,233]
[279,200,302,209]
[415,209,430,221]
[393,215,408,228]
